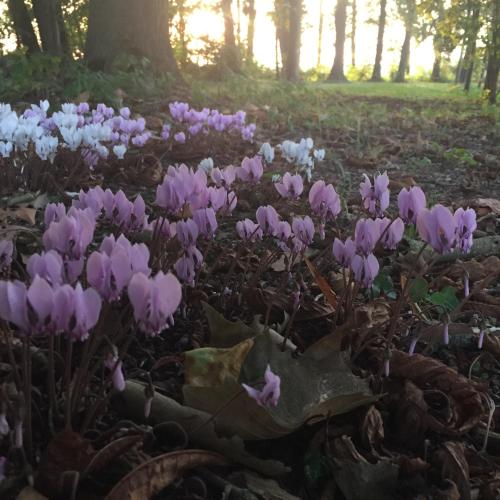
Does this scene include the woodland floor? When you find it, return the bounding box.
[2,81,500,500]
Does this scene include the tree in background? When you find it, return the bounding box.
[317,0,324,68]
[85,0,180,76]
[7,0,40,53]
[371,0,387,81]
[484,0,499,103]
[273,0,302,81]
[243,0,256,61]
[328,0,348,81]
[394,0,417,82]
[220,0,241,72]
[32,0,68,56]
[350,0,357,67]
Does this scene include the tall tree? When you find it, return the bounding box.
[273,0,302,81]
[7,0,40,53]
[221,0,241,71]
[284,0,301,80]
[243,0,256,61]
[317,0,324,67]
[85,0,180,76]
[394,0,416,82]
[484,0,499,103]
[463,2,481,91]
[32,0,66,55]
[328,0,348,81]
[371,0,387,81]
[351,0,357,67]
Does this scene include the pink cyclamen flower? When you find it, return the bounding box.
[127,272,182,336]
[193,208,218,239]
[354,218,380,256]
[308,181,341,220]
[236,219,262,242]
[417,204,457,254]
[398,186,426,224]
[56,283,102,341]
[176,219,199,249]
[27,250,64,285]
[211,165,236,187]
[274,172,304,199]
[292,216,315,250]
[332,238,356,268]
[454,207,476,254]
[0,240,13,269]
[43,208,95,260]
[105,353,126,392]
[351,253,380,288]
[359,172,390,217]
[275,221,292,247]
[44,202,66,227]
[242,365,281,407]
[443,322,449,345]
[174,132,186,143]
[256,205,279,236]
[478,330,485,349]
[377,217,405,250]
[237,156,263,184]
[174,254,197,284]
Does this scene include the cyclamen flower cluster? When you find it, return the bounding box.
[168,102,256,142]
[0,101,150,167]
[156,164,237,216]
[279,137,325,181]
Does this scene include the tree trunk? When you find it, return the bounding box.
[328,0,348,81]
[32,0,64,55]
[244,0,256,61]
[55,0,70,55]
[317,0,324,67]
[274,0,288,72]
[221,0,241,72]
[85,0,180,76]
[7,0,40,53]
[455,43,464,83]
[394,28,411,82]
[431,39,441,82]
[463,4,480,91]
[284,0,301,81]
[370,0,386,81]
[484,0,499,104]
[351,0,356,67]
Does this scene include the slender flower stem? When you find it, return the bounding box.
[64,341,73,430]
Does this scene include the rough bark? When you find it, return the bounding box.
[274,0,289,72]
[221,0,241,72]
[328,0,348,81]
[455,44,464,83]
[244,0,256,61]
[7,0,40,53]
[394,28,411,82]
[85,0,180,76]
[370,0,386,81]
[32,0,64,55]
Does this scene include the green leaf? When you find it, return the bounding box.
[371,273,394,298]
[409,277,429,303]
[429,286,459,313]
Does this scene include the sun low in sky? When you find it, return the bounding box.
[186,0,441,75]
[0,0,445,76]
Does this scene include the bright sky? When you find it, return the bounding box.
[187,0,439,76]
[0,0,445,76]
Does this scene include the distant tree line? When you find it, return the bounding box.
[1,0,499,103]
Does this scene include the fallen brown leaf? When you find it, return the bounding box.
[105,449,227,500]
[438,442,471,500]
